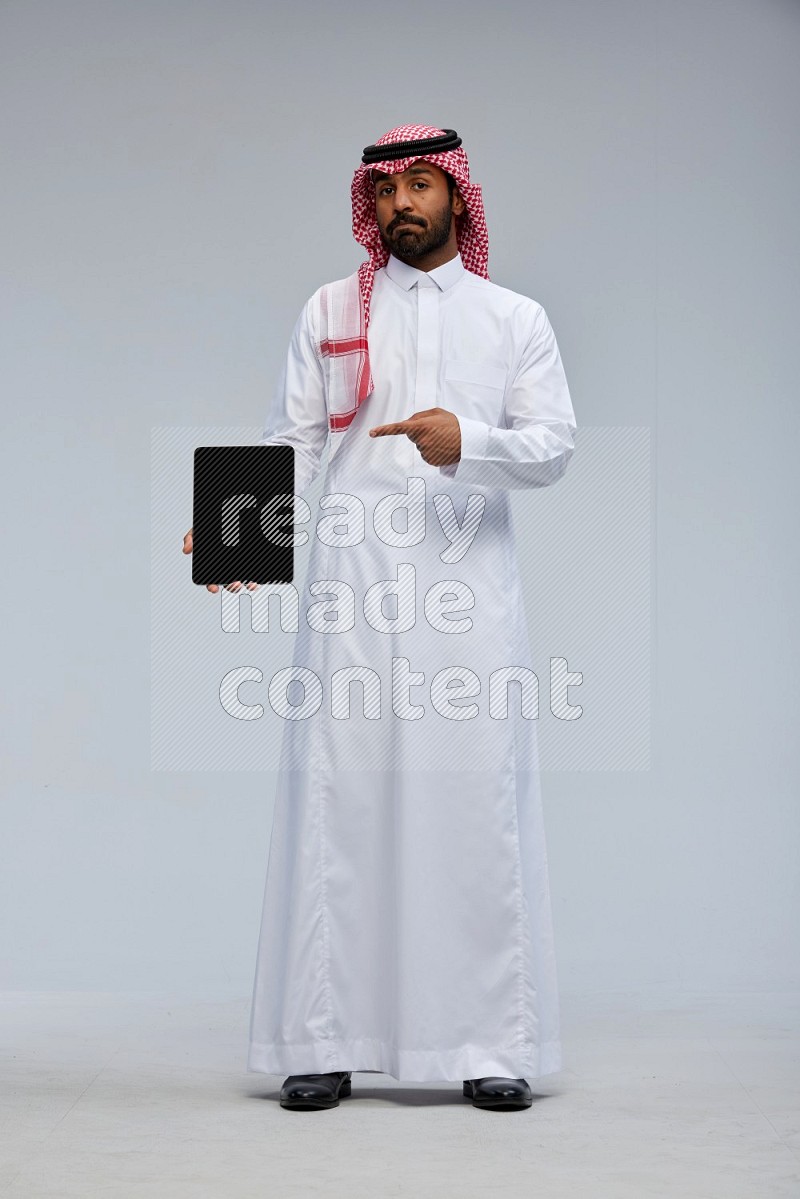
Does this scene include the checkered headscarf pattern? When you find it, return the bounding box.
[347,123,490,405]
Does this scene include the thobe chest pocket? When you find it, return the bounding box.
[444,359,507,426]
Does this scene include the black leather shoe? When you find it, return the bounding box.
[463,1077,533,1109]
[279,1071,352,1110]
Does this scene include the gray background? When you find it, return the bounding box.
[1,0,797,997]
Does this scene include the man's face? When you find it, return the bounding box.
[372,161,465,261]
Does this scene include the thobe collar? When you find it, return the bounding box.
[384,251,465,292]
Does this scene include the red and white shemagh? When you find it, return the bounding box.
[319,124,490,436]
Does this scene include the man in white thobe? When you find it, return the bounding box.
[185,124,576,1111]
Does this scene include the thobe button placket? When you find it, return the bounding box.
[413,275,440,415]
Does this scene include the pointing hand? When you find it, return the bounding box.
[369,407,461,466]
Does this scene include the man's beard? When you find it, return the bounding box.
[379,202,453,260]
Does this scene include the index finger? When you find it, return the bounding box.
[369,419,418,437]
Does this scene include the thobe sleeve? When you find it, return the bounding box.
[258,296,329,498]
[439,303,576,489]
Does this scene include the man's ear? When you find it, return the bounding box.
[451,189,466,217]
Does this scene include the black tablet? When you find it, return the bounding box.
[191,445,295,585]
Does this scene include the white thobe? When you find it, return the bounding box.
[247,251,576,1082]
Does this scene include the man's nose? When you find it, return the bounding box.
[392,187,415,212]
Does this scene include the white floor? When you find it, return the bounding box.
[1,989,798,1198]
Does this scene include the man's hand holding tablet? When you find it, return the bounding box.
[182,527,260,594]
